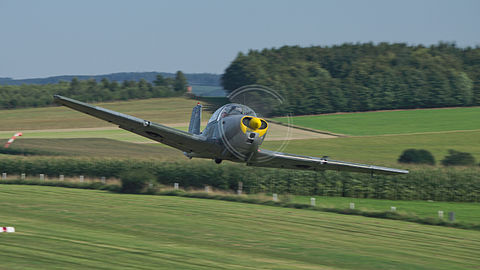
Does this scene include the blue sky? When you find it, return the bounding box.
[1,0,479,78]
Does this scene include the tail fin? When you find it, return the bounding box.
[188,103,202,135]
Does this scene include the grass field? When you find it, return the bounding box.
[0,122,327,144]
[3,99,478,137]
[1,185,480,269]
[290,195,480,224]
[3,129,479,166]
[0,96,325,143]
[0,97,212,131]
[1,98,479,166]
[2,94,480,269]
[273,107,480,136]
[263,130,480,166]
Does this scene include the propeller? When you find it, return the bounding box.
[218,85,293,163]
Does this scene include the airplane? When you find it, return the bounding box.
[53,95,408,175]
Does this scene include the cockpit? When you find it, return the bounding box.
[208,103,257,124]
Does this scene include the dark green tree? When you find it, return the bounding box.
[69,77,81,95]
[153,74,168,87]
[100,78,110,88]
[174,71,188,92]
[441,150,476,166]
[221,52,261,91]
[398,149,435,165]
[221,43,479,116]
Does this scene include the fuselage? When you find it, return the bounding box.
[185,103,268,162]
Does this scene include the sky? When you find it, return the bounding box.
[1,0,479,79]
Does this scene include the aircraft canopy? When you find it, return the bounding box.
[208,103,257,124]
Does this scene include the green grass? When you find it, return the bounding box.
[274,107,480,136]
[2,138,187,160]
[2,129,480,168]
[1,185,480,269]
[263,130,480,166]
[3,128,480,167]
[0,97,212,131]
[290,195,480,224]
[1,98,479,168]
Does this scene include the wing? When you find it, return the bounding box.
[248,149,408,175]
[53,95,215,154]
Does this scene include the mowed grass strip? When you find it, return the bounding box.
[1,185,480,270]
[291,195,480,224]
[274,107,480,136]
[0,97,212,131]
[262,130,480,166]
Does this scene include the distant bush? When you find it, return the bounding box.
[441,150,476,166]
[120,169,156,194]
[398,149,435,165]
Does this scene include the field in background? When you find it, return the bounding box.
[7,129,479,166]
[263,130,480,166]
[0,97,212,131]
[1,185,479,270]
[0,123,329,144]
[3,97,478,136]
[2,98,480,269]
[273,107,480,136]
[1,98,479,166]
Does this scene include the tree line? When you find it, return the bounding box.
[0,71,188,109]
[221,42,480,116]
[0,71,220,86]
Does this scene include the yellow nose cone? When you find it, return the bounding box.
[249,117,261,129]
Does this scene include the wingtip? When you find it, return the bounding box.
[386,168,409,175]
[392,169,409,175]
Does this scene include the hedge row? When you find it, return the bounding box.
[1,157,479,202]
